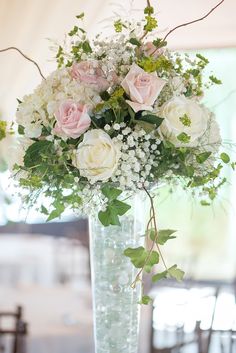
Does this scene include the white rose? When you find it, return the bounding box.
[159,96,208,147]
[73,129,121,182]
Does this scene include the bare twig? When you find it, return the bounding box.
[151,0,225,56]
[163,0,225,42]
[0,46,45,80]
[147,0,151,7]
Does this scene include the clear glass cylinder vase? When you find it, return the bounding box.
[89,191,148,353]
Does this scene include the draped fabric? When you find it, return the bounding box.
[0,0,235,118]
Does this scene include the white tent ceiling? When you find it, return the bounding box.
[0,0,235,118]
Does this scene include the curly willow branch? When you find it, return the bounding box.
[163,0,225,42]
[0,47,46,80]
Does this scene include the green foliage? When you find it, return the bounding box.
[124,246,159,272]
[149,229,177,245]
[179,114,191,127]
[144,6,154,15]
[153,38,167,49]
[220,152,230,163]
[76,12,84,19]
[24,140,54,168]
[152,270,168,282]
[168,265,185,281]
[138,55,173,73]
[68,26,79,36]
[114,19,124,33]
[209,75,222,85]
[144,15,158,32]
[196,151,212,164]
[0,121,7,141]
[98,186,131,226]
[137,113,164,128]
[177,132,191,144]
[139,295,152,305]
[129,38,141,47]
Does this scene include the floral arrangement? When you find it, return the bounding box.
[2,0,232,303]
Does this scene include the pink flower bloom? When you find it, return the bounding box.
[53,100,91,139]
[71,60,110,92]
[121,64,166,112]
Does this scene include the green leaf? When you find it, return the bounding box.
[200,200,211,206]
[139,295,152,305]
[149,229,177,245]
[101,186,122,201]
[209,75,222,85]
[76,12,85,19]
[157,229,177,245]
[168,265,185,282]
[177,132,191,144]
[68,26,79,36]
[47,204,65,222]
[139,114,164,128]
[220,152,230,164]
[82,41,92,53]
[196,151,212,164]
[144,251,159,273]
[24,140,54,168]
[124,247,147,268]
[98,207,120,226]
[112,199,131,216]
[153,38,167,49]
[0,121,7,141]
[152,270,168,283]
[41,205,49,215]
[18,125,25,135]
[135,120,155,133]
[129,38,141,47]
[124,247,159,270]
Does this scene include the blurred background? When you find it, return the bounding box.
[0,0,236,352]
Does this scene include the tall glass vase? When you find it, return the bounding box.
[89,191,148,353]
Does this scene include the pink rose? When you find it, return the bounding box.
[121,64,166,112]
[71,60,110,92]
[141,42,164,59]
[53,100,91,139]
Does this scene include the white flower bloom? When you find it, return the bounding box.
[159,96,209,147]
[73,129,121,182]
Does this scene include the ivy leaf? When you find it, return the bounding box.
[220,152,230,164]
[124,247,147,268]
[157,229,177,245]
[101,186,122,201]
[144,251,159,273]
[47,203,65,222]
[152,270,168,283]
[168,265,185,282]
[112,199,131,216]
[139,295,152,305]
[196,152,212,164]
[124,247,159,270]
[98,207,120,226]
[149,229,177,245]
